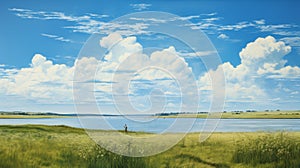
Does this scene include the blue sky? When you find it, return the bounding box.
[0,0,300,113]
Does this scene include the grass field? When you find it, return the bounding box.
[160,111,300,119]
[0,125,299,168]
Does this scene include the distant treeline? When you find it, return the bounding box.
[0,111,75,116]
[0,111,141,117]
[155,112,209,116]
[154,110,300,116]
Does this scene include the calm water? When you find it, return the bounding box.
[1,117,300,133]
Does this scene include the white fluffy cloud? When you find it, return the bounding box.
[99,32,122,49]
[0,54,74,103]
[198,36,300,103]
[241,36,300,78]
[26,33,196,113]
[2,34,299,112]
[258,64,300,78]
[239,36,291,70]
[94,33,198,112]
[97,34,193,86]
[198,62,266,102]
[0,54,105,104]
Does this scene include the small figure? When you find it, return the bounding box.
[124,124,128,133]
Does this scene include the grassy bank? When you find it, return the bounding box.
[160,111,300,119]
[0,125,299,167]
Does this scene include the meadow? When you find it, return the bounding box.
[0,125,300,168]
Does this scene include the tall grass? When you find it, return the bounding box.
[0,125,151,168]
[76,143,150,168]
[1,125,300,167]
[232,132,300,167]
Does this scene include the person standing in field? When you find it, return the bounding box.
[124,124,128,133]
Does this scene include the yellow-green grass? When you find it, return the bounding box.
[155,132,300,168]
[0,125,299,168]
[159,111,300,119]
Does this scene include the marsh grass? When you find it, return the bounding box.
[0,125,152,168]
[76,143,150,168]
[232,132,300,167]
[0,125,300,168]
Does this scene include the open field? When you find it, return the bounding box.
[160,111,300,119]
[0,125,299,167]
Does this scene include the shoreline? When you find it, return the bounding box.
[157,111,300,119]
[1,124,299,134]
[1,111,300,119]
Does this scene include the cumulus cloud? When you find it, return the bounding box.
[0,54,110,104]
[258,64,300,78]
[198,62,265,102]
[198,36,300,104]
[97,34,193,90]
[2,34,299,112]
[241,36,300,78]
[0,53,107,105]
[239,36,291,68]
[94,33,198,112]
[99,33,123,49]
[0,54,74,103]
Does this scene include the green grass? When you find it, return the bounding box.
[0,125,152,168]
[221,111,300,119]
[0,125,299,167]
[160,111,300,119]
[232,132,300,167]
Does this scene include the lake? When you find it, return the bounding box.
[1,117,300,133]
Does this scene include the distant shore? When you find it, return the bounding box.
[0,112,118,119]
[1,111,300,119]
[0,115,72,119]
[157,111,300,119]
